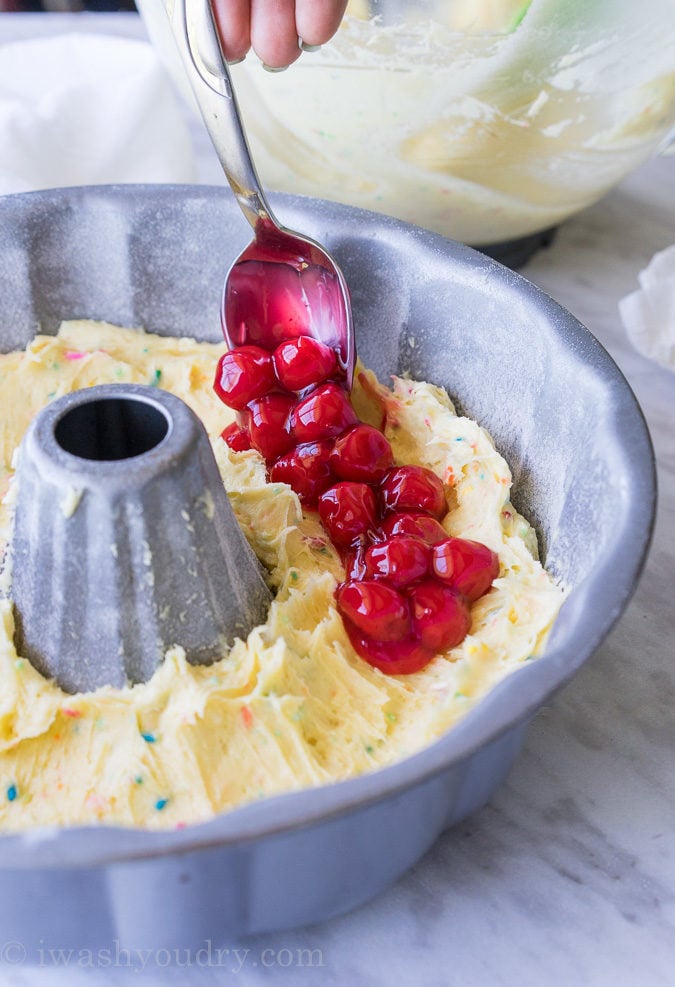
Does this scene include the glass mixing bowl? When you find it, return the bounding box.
[141,0,675,252]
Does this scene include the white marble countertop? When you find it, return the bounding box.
[1,13,674,987]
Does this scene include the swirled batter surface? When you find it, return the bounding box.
[0,322,564,830]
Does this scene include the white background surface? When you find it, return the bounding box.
[0,12,674,986]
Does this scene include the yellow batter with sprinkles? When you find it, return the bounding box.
[0,321,564,830]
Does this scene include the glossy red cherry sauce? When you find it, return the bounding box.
[214,334,499,674]
[224,255,348,365]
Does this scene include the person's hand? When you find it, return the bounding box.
[211,0,349,69]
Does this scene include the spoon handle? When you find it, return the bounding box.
[171,0,275,231]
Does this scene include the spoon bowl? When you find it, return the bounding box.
[223,217,353,377]
[171,0,354,380]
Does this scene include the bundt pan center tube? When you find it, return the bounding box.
[10,383,271,693]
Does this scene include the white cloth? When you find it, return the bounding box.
[619,245,675,372]
[0,33,196,195]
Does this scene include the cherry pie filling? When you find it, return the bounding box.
[214,336,499,675]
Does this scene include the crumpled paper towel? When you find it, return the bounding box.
[619,245,675,372]
[0,33,196,195]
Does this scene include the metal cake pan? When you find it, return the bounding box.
[0,185,655,955]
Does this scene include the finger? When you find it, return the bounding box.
[250,0,301,69]
[211,0,251,64]
[295,0,348,48]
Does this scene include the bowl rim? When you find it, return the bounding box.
[0,184,657,867]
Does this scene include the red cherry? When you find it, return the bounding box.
[378,512,448,545]
[221,421,251,452]
[364,536,430,588]
[343,623,434,675]
[409,580,471,652]
[272,336,338,391]
[270,440,334,505]
[318,482,378,547]
[336,580,411,641]
[214,346,275,411]
[432,538,499,602]
[330,424,394,483]
[290,382,358,444]
[246,393,295,462]
[379,465,447,520]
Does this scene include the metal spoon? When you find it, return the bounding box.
[170,0,355,384]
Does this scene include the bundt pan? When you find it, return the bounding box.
[0,186,655,955]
